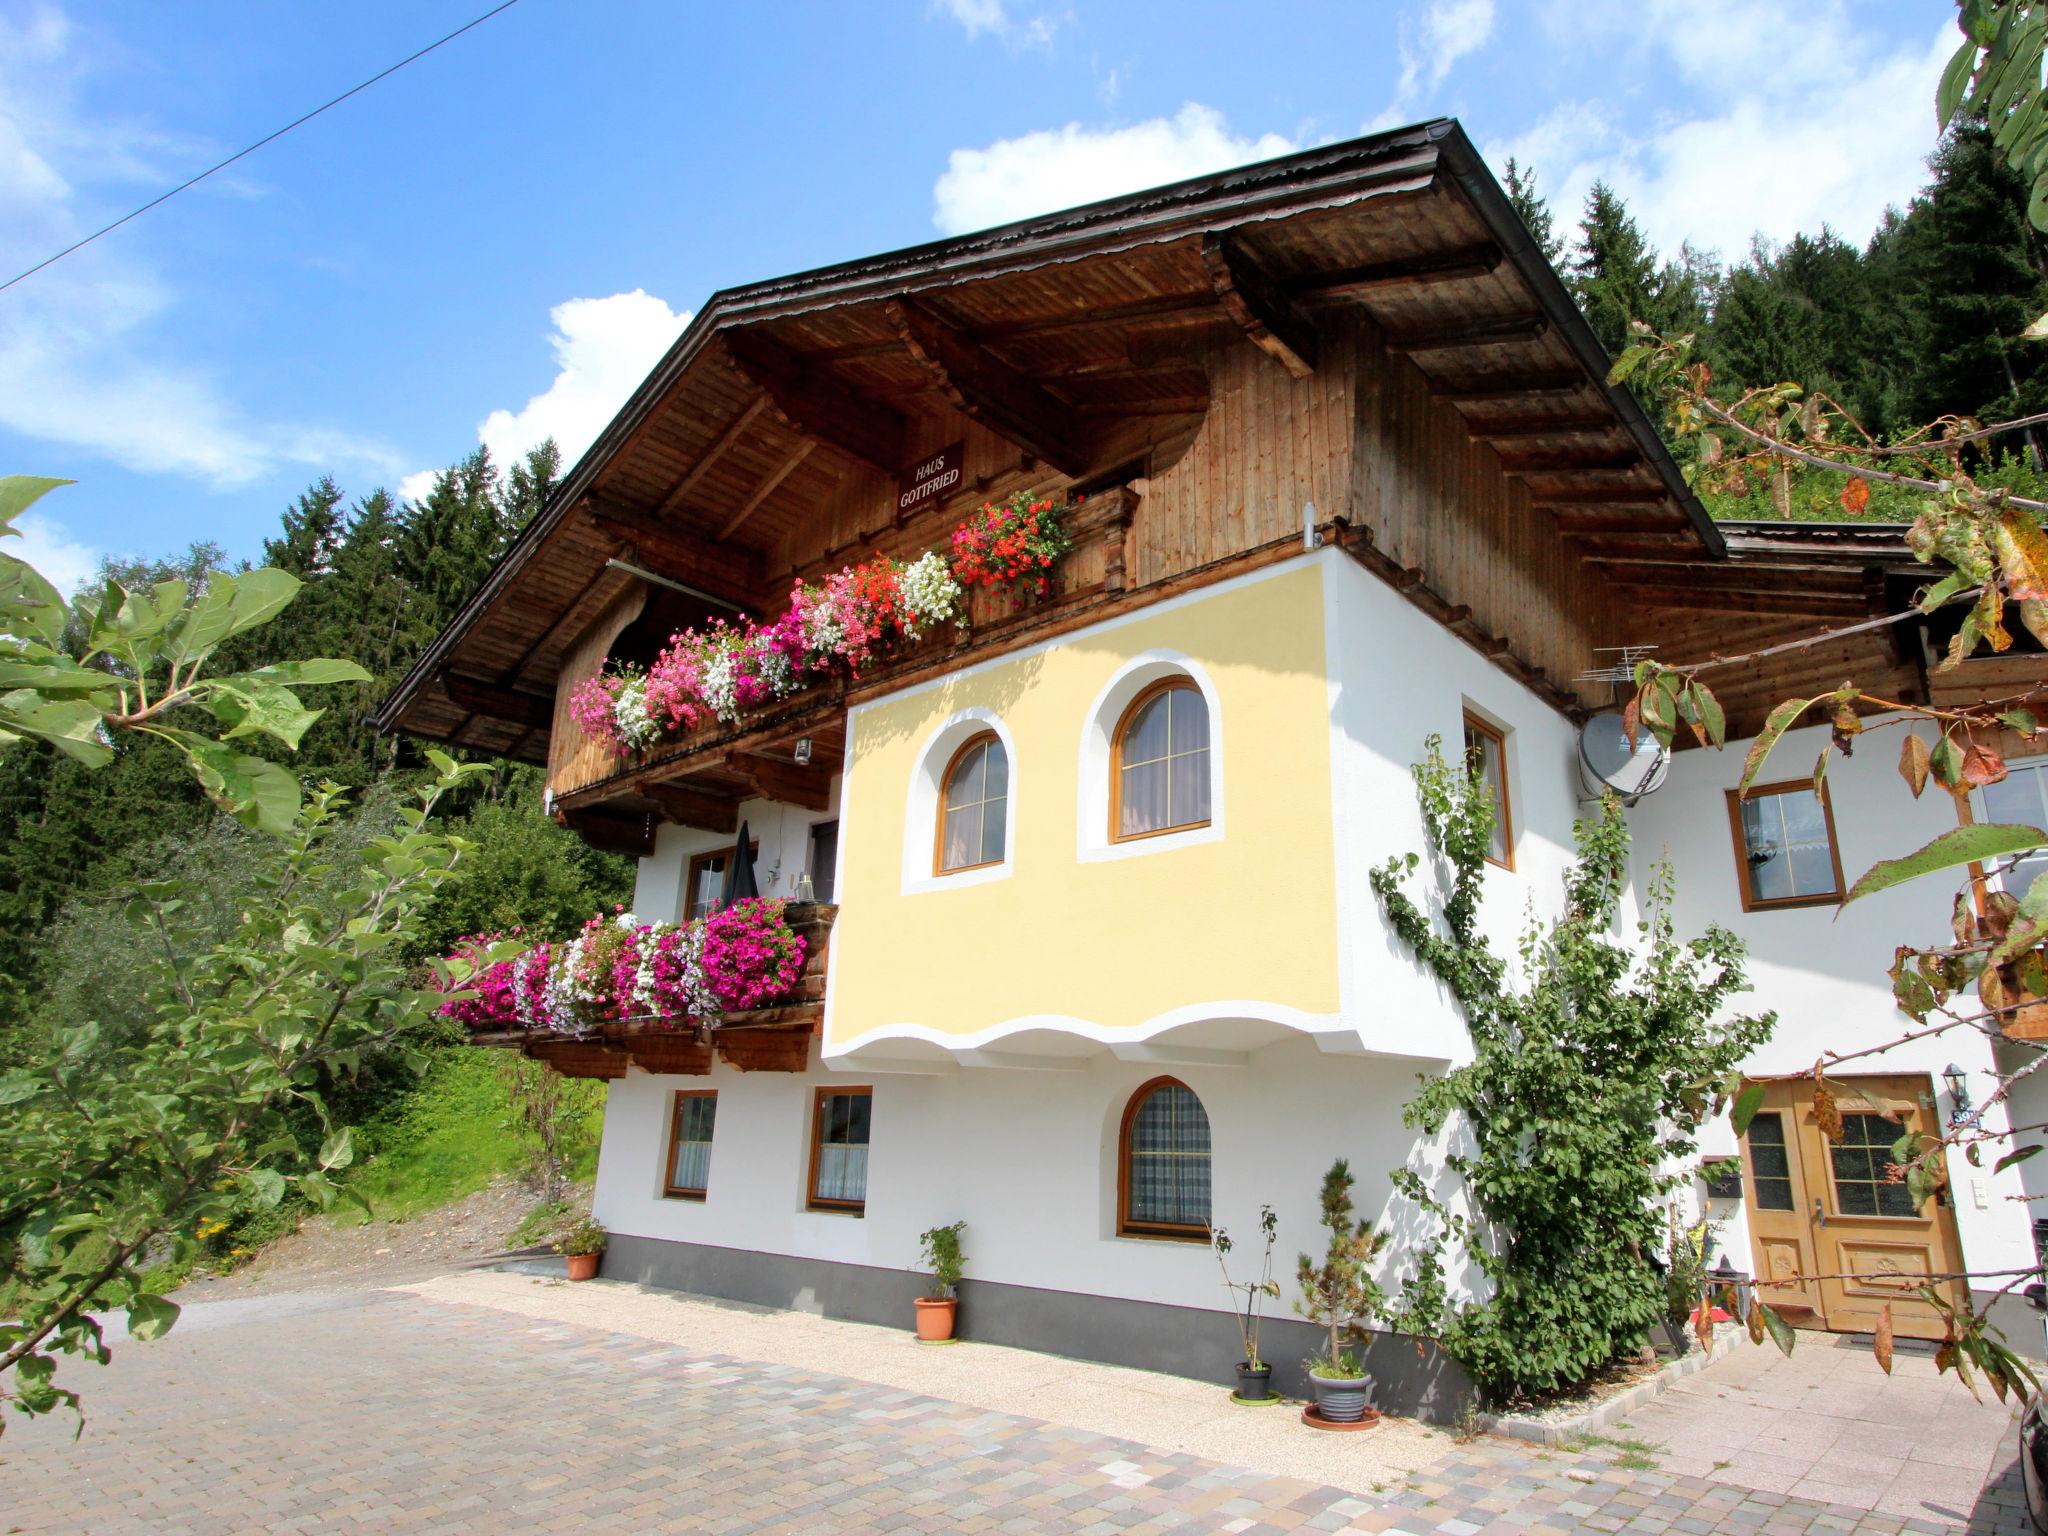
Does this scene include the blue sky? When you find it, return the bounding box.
[0,0,1954,591]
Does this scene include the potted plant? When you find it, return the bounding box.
[554,1216,606,1281]
[1213,1205,1282,1402]
[915,1221,966,1342]
[1295,1159,1385,1428]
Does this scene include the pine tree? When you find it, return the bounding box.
[263,477,345,576]
[1503,157,1564,265]
[1569,182,1666,356]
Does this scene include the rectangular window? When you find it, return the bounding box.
[1462,712,1513,869]
[684,842,758,922]
[1726,780,1843,911]
[806,819,839,904]
[1980,762,2048,905]
[1743,1111,1795,1211]
[808,1087,871,1214]
[1828,1112,1918,1218]
[663,1090,717,1200]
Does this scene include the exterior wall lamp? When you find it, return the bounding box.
[1942,1062,1971,1125]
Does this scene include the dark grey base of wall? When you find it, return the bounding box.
[602,1232,1477,1424]
[1975,1288,2047,1361]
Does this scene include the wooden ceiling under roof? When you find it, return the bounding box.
[376,119,1918,765]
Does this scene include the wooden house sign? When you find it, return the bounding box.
[896,440,965,520]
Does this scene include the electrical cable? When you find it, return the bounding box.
[0,0,521,296]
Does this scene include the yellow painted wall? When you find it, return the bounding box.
[827,562,1339,1046]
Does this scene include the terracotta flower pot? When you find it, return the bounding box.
[565,1250,600,1282]
[914,1296,957,1342]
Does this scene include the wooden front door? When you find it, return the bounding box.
[1738,1074,1967,1341]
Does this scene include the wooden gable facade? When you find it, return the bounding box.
[375,120,1943,849]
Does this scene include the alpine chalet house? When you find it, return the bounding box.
[378,121,2048,1414]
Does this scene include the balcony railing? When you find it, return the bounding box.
[471,902,837,1079]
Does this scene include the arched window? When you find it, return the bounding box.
[1112,679,1210,841]
[1117,1077,1211,1239]
[937,732,1008,873]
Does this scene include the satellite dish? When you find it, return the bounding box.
[1578,711,1670,804]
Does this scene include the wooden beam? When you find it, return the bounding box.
[1434,373,1586,403]
[718,439,817,539]
[1603,583,1868,619]
[723,329,905,472]
[1201,232,1317,378]
[442,673,552,731]
[583,496,764,597]
[1294,242,1501,299]
[655,396,769,515]
[555,805,656,857]
[728,750,833,812]
[1552,510,1694,535]
[1469,415,1617,441]
[1389,315,1549,353]
[1530,488,1677,507]
[1496,448,1643,472]
[642,782,741,834]
[888,298,1090,476]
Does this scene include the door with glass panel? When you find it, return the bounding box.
[1739,1074,1966,1339]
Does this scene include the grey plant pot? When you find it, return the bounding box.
[1308,1369,1372,1423]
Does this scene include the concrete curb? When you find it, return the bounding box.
[1475,1324,1741,1446]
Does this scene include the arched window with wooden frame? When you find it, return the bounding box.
[936,731,1008,874]
[1112,679,1211,842]
[1116,1077,1212,1239]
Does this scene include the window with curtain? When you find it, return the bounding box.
[808,1087,872,1213]
[1980,761,2048,905]
[1728,780,1843,910]
[664,1091,717,1200]
[937,732,1008,873]
[1462,712,1513,868]
[1118,1078,1211,1238]
[685,843,757,921]
[1113,680,1210,841]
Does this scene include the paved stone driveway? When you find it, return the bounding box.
[0,1285,2033,1536]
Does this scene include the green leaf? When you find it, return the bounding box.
[1731,1082,1767,1136]
[235,659,373,687]
[319,1125,353,1172]
[1740,697,1814,795]
[1755,1301,1796,1356]
[245,1168,287,1208]
[125,1293,179,1342]
[218,568,301,640]
[1939,36,1979,129]
[2000,709,2041,736]
[1844,824,2048,906]
[0,1071,39,1104]
[0,474,75,527]
[1996,1145,2043,1174]
[0,692,113,766]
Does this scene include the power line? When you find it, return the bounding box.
[0,0,521,296]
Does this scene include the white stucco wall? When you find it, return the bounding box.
[631,783,843,924]
[1624,716,2038,1282]
[593,1034,1452,1317]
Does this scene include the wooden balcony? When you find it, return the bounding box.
[471,902,837,1079]
[546,492,1146,849]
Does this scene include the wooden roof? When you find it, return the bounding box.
[375,119,1758,757]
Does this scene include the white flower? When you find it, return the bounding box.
[612,675,660,749]
[898,550,964,636]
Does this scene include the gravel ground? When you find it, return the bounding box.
[175,1176,585,1301]
[400,1267,1460,1489]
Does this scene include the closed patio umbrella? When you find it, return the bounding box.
[719,820,759,908]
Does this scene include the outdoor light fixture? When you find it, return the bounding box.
[1943,1062,1971,1124]
[793,737,813,766]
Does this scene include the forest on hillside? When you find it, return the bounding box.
[0,118,2041,1263]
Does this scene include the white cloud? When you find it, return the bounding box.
[402,290,691,501]
[7,509,100,596]
[1486,6,1952,262]
[0,4,399,488]
[932,104,1298,235]
[1368,0,1498,132]
[933,0,1060,49]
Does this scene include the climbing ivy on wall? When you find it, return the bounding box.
[1371,737,1774,1404]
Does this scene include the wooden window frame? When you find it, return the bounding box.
[1110,678,1212,846]
[684,841,759,921]
[1819,1102,1925,1224]
[1115,1075,1212,1242]
[933,731,1007,876]
[806,1085,873,1215]
[1461,711,1514,871]
[1725,778,1846,913]
[662,1089,717,1201]
[805,817,839,904]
